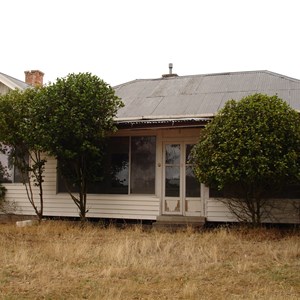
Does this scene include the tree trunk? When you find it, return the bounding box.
[79,157,87,222]
[37,152,44,222]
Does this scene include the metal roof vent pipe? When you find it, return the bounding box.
[162,63,178,78]
[169,63,173,74]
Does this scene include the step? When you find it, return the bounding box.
[155,215,205,224]
[152,215,206,231]
[152,222,205,232]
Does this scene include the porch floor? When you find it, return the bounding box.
[152,215,206,231]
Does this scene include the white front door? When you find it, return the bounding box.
[162,143,202,216]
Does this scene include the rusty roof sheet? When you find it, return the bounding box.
[114,70,300,120]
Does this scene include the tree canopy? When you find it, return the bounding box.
[33,73,123,220]
[191,93,300,224]
[0,87,47,220]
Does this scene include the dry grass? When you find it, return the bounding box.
[0,221,299,299]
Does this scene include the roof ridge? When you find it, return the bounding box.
[260,70,300,83]
[113,78,150,89]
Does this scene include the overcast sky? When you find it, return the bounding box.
[2,0,300,86]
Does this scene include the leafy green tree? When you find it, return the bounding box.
[34,73,123,221]
[191,94,300,225]
[0,88,47,220]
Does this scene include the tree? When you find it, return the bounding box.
[34,73,123,221]
[0,162,7,204]
[0,88,47,221]
[191,94,300,225]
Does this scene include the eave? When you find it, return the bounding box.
[115,115,213,129]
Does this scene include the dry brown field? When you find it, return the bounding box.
[0,221,299,299]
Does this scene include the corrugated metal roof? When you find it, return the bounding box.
[114,70,300,121]
[0,72,29,90]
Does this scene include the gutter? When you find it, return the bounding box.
[114,113,214,122]
[115,115,213,130]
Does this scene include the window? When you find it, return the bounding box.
[57,136,156,195]
[93,137,129,194]
[130,136,156,194]
[0,152,12,183]
[0,146,24,183]
[185,144,200,197]
[268,184,300,199]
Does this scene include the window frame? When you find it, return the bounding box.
[56,133,157,196]
[0,145,25,184]
[130,136,156,195]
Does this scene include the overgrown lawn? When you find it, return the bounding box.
[0,222,299,299]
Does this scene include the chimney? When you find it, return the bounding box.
[24,70,44,86]
[162,63,178,78]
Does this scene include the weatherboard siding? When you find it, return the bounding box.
[0,82,10,95]
[206,197,300,224]
[3,156,160,220]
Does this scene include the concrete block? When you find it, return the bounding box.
[16,220,39,227]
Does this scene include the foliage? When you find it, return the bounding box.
[33,73,123,221]
[192,94,300,225]
[0,88,47,220]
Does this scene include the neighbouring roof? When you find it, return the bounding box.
[114,70,300,126]
[0,72,29,90]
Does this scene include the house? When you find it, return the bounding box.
[0,70,43,94]
[0,72,29,95]
[1,68,300,224]
[0,71,43,183]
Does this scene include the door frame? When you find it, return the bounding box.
[161,140,201,216]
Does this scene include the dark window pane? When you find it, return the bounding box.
[186,166,200,197]
[209,187,225,198]
[13,166,24,183]
[93,137,129,194]
[0,145,27,183]
[271,184,300,199]
[185,144,194,164]
[165,144,180,164]
[57,137,129,194]
[57,161,79,193]
[57,136,157,195]
[131,136,156,194]
[13,153,29,183]
[0,152,12,183]
[165,166,180,197]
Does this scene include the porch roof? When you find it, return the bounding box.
[114,70,300,121]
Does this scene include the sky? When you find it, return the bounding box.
[2,0,300,87]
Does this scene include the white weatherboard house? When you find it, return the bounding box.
[1,69,300,224]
